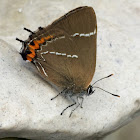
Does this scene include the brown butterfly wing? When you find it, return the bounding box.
[34,6,97,92]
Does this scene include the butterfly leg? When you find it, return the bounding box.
[60,95,76,116]
[69,96,80,117]
[51,88,67,100]
[80,96,84,108]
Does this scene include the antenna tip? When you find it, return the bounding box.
[112,93,120,97]
[114,94,120,97]
[107,74,113,77]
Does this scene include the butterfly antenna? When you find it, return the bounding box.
[92,74,113,86]
[93,86,120,97]
[24,27,34,34]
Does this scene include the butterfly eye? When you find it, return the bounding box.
[87,85,93,96]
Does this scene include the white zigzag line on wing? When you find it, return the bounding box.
[34,61,48,77]
[40,51,78,61]
[71,28,96,37]
[37,36,65,52]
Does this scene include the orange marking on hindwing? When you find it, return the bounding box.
[29,44,35,50]
[27,48,35,58]
[26,35,54,61]
[33,41,39,49]
[36,38,45,44]
[26,56,32,61]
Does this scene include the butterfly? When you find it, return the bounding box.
[16,6,119,117]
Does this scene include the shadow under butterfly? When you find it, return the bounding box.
[16,6,120,117]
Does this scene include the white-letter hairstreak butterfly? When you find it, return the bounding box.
[16,6,120,117]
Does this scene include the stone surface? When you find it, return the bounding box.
[104,115,140,140]
[0,0,139,140]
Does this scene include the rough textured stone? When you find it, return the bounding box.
[0,0,139,140]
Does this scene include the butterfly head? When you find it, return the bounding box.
[87,85,95,96]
